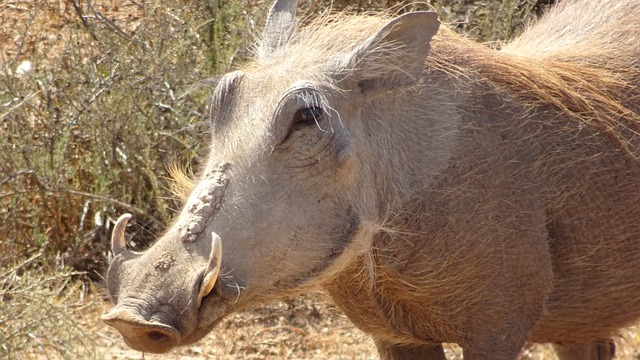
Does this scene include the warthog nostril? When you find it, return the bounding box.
[147,330,169,341]
[101,308,182,353]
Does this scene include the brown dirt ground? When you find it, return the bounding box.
[88,292,640,359]
[5,1,640,359]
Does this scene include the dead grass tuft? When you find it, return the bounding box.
[0,254,104,359]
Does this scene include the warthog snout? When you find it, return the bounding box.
[102,211,224,352]
[101,308,181,353]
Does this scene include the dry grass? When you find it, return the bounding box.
[3,0,640,359]
[0,254,104,359]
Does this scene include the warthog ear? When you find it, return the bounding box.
[258,0,298,58]
[345,12,440,97]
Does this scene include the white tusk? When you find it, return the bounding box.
[197,232,222,305]
[111,214,132,256]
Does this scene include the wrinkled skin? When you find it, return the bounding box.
[103,0,640,359]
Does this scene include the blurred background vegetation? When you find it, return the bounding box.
[0,0,552,357]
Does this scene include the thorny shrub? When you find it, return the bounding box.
[0,0,267,279]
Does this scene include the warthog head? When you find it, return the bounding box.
[102,0,441,353]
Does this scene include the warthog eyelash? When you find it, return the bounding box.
[299,92,343,134]
[296,91,332,131]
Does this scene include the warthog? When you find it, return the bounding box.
[102,0,640,358]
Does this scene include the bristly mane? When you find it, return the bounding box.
[431,28,640,158]
[254,0,640,158]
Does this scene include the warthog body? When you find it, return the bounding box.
[102,0,640,358]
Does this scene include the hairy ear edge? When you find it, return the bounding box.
[344,12,440,98]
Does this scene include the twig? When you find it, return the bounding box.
[1,4,29,11]
[0,252,43,278]
[254,325,309,338]
[0,91,41,121]
[11,0,44,64]
[0,170,36,187]
[70,0,99,42]
[86,0,133,42]
[128,0,144,9]
[68,63,118,125]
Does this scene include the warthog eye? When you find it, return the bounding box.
[294,107,324,124]
[279,104,328,143]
